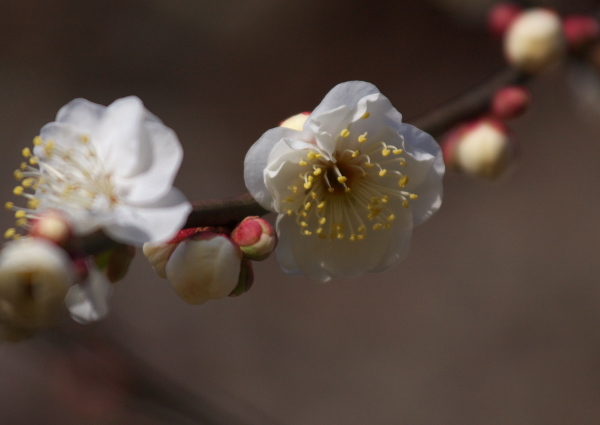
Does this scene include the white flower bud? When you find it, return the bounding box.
[0,238,74,329]
[165,232,243,305]
[280,112,310,131]
[231,217,277,261]
[504,9,565,74]
[453,119,517,180]
[143,242,179,278]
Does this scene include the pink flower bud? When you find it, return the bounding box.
[231,216,277,261]
[229,259,254,297]
[504,8,565,73]
[165,232,243,305]
[491,85,531,120]
[443,118,518,180]
[29,210,72,247]
[563,15,600,52]
[488,2,523,39]
[280,112,311,131]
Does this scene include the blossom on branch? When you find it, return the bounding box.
[244,81,444,281]
[8,96,191,245]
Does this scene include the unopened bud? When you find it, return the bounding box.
[0,238,74,329]
[165,232,243,305]
[231,216,277,261]
[229,259,254,297]
[444,118,517,180]
[29,210,72,246]
[504,8,565,73]
[491,85,531,120]
[143,228,202,278]
[488,2,523,39]
[563,15,600,52]
[280,112,311,131]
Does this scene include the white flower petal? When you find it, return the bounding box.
[105,187,192,244]
[56,98,105,134]
[65,266,112,324]
[307,81,382,122]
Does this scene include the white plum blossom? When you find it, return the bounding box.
[9,96,191,245]
[244,81,444,281]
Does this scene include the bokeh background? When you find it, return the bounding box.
[1,0,600,424]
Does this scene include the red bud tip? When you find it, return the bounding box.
[488,2,523,39]
[563,15,600,52]
[491,85,531,120]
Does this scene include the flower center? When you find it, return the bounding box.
[4,134,116,239]
[284,122,418,242]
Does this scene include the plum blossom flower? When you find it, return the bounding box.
[244,81,444,281]
[8,96,191,245]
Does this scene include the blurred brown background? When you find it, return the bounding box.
[1,0,600,424]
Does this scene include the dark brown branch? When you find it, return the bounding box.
[185,193,270,228]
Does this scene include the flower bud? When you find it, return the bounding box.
[229,259,254,297]
[0,238,74,329]
[280,112,311,131]
[231,216,277,261]
[488,2,523,39]
[143,228,202,278]
[165,232,242,305]
[563,15,600,52]
[443,118,517,180]
[504,8,565,73]
[491,85,531,120]
[29,210,72,247]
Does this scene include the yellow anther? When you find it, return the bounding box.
[341,129,350,138]
[379,169,387,177]
[29,157,39,165]
[301,211,308,218]
[364,162,375,168]
[350,234,357,241]
[287,209,293,216]
[316,228,323,234]
[13,170,23,180]
[399,176,410,187]
[317,202,326,210]
[305,202,312,210]
[388,214,396,222]
[16,218,28,227]
[382,148,391,156]
[337,176,347,183]
[409,194,419,199]
[4,202,14,210]
[382,195,389,203]
[301,221,309,228]
[27,199,39,209]
[22,147,32,158]
[358,132,368,143]
[20,162,27,170]
[399,158,407,167]
[358,225,367,233]
[337,233,345,239]
[319,217,327,225]
[373,223,383,230]
[303,230,312,236]
[308,175,314,181]
[393,149,403,155]
[328,187,334,193]
[313,168,322,176]
[361,112,370,119]
[81,135,90,143]
[307,152,317,160]
[403,200,410,208]
[13,186,24,196]
[289,185,298,194]
[15,210,26,219]
[304,182,312,190]
[345,187,351,192]
[33,136,43,146]
[4,228,16,239]
[299,160,308,166]
[316,153,322,158]
[352,150,360,158]
[357,234,365,240]
[22,178,34,188]
[285,196,295,203]
[310,191,318,199]
[45,141,55,151]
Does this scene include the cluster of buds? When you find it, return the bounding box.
[0,211,135,341]
[490,3,600,73]
[143,217,277,305]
